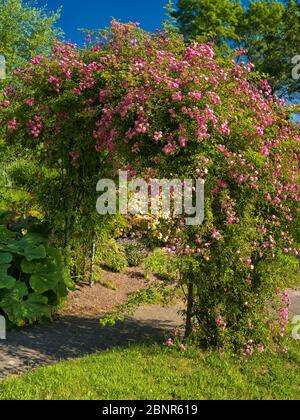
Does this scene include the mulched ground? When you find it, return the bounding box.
[60,267,146,317]
[0,267,183,379]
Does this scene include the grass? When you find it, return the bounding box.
[0,339,300,400]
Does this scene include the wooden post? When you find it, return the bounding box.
[185,281,194,339]
[89,233,96,287]
[64,214,71,249]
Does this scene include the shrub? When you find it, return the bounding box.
[123,244,144,267]
[0,212,74,327]
[118,239,148,267]
[97,239,128,273]
[144,248,179,281]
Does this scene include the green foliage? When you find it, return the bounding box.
[174,0,300,97]
[121,240,148,267]
[163,0,180,32]
[0,146,127,280]
[98,240,128,273]
[0,0,62,74]
[123,244,142,267]
[144,248,179,281]
[0,212,74,326]
[239,0,300,97]
[87,217,130,274]
[0,133,44,219]
[173,0,244,43]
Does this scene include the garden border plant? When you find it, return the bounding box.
[0,211,74,327]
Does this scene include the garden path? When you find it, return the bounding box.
[0,267,183,378]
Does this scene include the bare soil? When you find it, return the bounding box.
[60,267,147,317]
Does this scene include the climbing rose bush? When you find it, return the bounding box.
[1,21,299,351]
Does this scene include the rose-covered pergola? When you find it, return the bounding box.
[1,21,299,351]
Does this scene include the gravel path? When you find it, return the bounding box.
[289,289,300,315]
[0,306,183,379]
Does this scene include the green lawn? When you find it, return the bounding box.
[1,340,300,400]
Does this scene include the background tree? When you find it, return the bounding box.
[173,0,300,98]
[0,1,62,241]
[173,0,243,44]
[0,0,62,74]
[238,0,300,97]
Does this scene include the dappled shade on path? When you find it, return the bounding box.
[0,305,183,378]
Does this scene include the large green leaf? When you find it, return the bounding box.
[20,232,49,246]
[21,258,69,294]
[0,277,16,290]
[0,282,50,327]
[0,252,13,264]
[30,272,59,294]
[20,259,37,274]
[61,270,75,290]
[2,233,48,258]
[24,244,46,261]
[21,258,57,274]
[0,239,26,255]
[0,226,17,244]
[0,263,16,289]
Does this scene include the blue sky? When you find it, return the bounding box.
[37,0,250,44]
[37,0,167,44]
